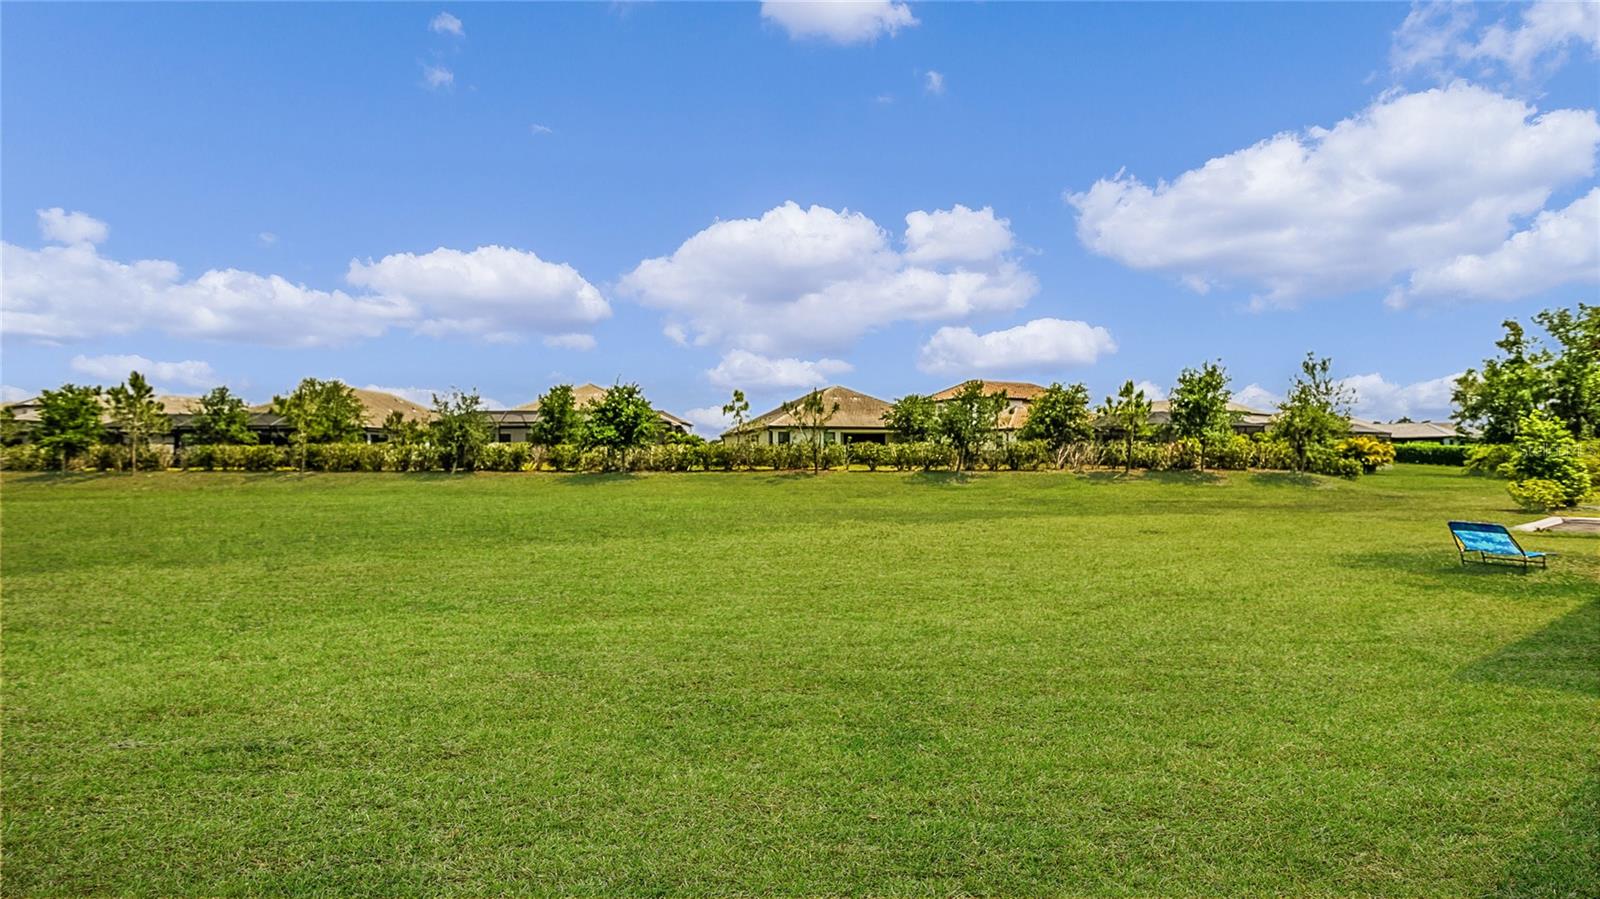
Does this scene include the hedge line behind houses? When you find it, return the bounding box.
[1393,442,1469,466]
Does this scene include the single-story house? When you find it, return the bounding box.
[1385,420,1469,444]
[724,385,894,444]
[930,380,1047,435]
[502,383,691,442]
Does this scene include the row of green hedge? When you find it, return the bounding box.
[1393,442,1469,465]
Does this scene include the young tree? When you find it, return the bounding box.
[530,384,583,447]
[882,393,937,442]
[1535,304,1599,439]
[1098,380,1153,474]
[190,386,257,445]
[1018,382,1093,455]
[382,409,426,446]
[1452,319,1550,443]
[1507,408,1592,507]
[583,382,660,467]
[271,378,365,471]
[1168,361,1236,470]
[429,389,490,474]
[1,405,26,447]
[782,388,840,473]
[935,381,1008,472]
[106,371,169,474]
[721,389,750,438]
[1271,353,1353,471]
[35,384,104,471]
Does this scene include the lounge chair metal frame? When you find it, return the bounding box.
[1447,520,1549,570]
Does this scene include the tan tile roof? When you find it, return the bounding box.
[250,388,431,427]
[155,395,204,415]
[734,385,894,434]
[1386,420,1462,440]
[515,383,691,431]
[929,380,1048,402]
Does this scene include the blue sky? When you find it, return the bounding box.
[3,1,1597,432]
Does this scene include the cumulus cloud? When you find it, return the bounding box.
[1339,372,1462,421]
[361,384,506,410]
[761,1,917,44]
[620,201,1037,355]
[544,333,597,351]
[917,318,1116,375]
[706,349,852,390]
[924,70,945,95]
[681,405,735,437]
[1068,83,1599,306]
[257,231,278,246]
[423,65,454,90]
[1393,1,1599,82]
[346,245,611,342]
[430,11,464,37]
[1232,384,1283,411]
[1133,380,1166,401]
[70,354,216,388]
[1389,187,1600,305]
[37,208,108,245]
[1,385,34,404]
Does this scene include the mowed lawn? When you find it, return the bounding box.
[2,466,1595,895]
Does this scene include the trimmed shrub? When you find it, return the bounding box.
[1250,437,1298,471]
[1393,442,1468,466]
[547,443,580,472]
[1508,478,1569,513]
[240,445,285,471]
[479,442,533,472]
[848,442,885,471]
[1464,444,1513,478]
[2,444,46,471]
[1211,435,1254,471]
[703,442,735,471]
[1337,436,1396,474]
[1507,411,1590,506]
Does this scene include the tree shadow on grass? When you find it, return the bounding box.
[1457,600,1600,698]
[907,470,975,487]
[1143,470,1228,486]
[1490,771,1600,898]
[1248,471,1324,488]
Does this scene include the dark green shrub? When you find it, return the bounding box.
[820,444,847,471]
[1464,444,1513,477]
[1,445,46,471]
[848,442,884,471]
[1392,442,1468,465]
[240,445,284,471]
[547,443,580,472]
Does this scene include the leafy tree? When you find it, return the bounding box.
[531,384,583,447]
[1168,361,1236,470]
[106,371,169,474]
[1453,319,1550,443]
[190,386,257,445]
[1271,353,1352,471]
[721,389,750,438]
[0,405,25,447]
[935,381,1008,472]
[35,384,104,470]
[271,378,365,471]
[1535,304,1599,439]
[782,388,840,473]
[430,389,490,474]
[583,382,660,467]
[882,393,938,442]
[1098,380,1153,474]
[382,409,426,446]
[1507,409,1591,506]
[1018,382,1094,451]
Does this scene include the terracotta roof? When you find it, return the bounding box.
[732,385,894,435]
[929,380,1048,402]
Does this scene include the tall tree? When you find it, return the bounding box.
[583,382,660,467]
[190,386,257,445]
[1019,382,1094,453]
[1272,353,1352,471]
[430,389,490,474]
[1168,361,1236,470]
[1098,380,1153,474]
[34,384,104,471]
[1534,304,1599,439]
[1452,319,1550,443]
[935,381,1008,472]
[782,388,840,473]
[530,384,583,447]
[882,393,938,443]
[271,378,365,471]
[105,371,168,474]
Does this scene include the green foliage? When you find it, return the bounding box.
[583,383,660,463]
[180,444,289,471]
[35,384,105,470]
[190,386,257,445]
[1,405,27,447]
[530,384,583,447]
[1464,443,1514,477]
[1167,361,1236,468]
[935,381,1008,471]
[272,378,364,471]
[1337,435,1396,474]
[382,410,426,447]
[1271,354,1352,471]
[1018,383,1093,450]
[1393,442,1469,466]
[106,371,170,475]
[2,444,46,471]
[429,389,491,474]
[847,441,885,471]
[1507,410,1591,506]
[882,393,938,442]
[478,442,537,472]
[1454,305,1599,442]
[720,389,750,441]
[1097,380,1153,474]
[782,389,840,473]
[1507,478,1570,513]
[546,443,581,472]
[1536,304,1600,439]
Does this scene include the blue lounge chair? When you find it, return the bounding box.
[1448,521,1548,569]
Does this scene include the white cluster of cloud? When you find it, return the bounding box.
[422,64,454,90]
[761,0,917,44]
[706,348,852,390]
[1338,371,1461,422]
[1,209,609,348]
[917,318,1116,375]
[69,354,217,388]
[620,201,1040,387]
[0,385,32,404]
[1231,383,1282,412]
[429,11,464,37]
[1132,380,1166,401]
[1392,1,1599,81]
[1069,83,1599,307]
[680,404,735,437]
[923,70,944,95]
[38,208,110,245]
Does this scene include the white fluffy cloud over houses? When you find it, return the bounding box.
[1069,83,1599,306]
[918,318,1116,375]
[760,0,916,44]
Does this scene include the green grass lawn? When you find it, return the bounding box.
[2,465,1595,895]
